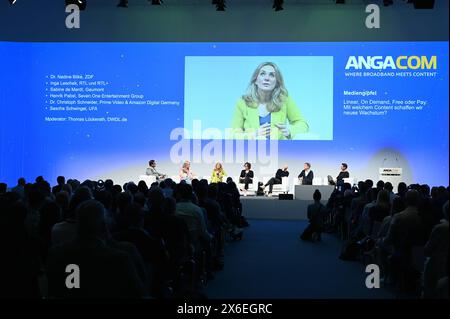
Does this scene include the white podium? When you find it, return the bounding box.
[379,167,402,192]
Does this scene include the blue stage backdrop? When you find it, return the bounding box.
[0,42,448,187]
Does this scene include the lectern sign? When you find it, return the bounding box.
[379,168,402,176]
[379,167,403,192]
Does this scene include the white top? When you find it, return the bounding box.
[258,104,270,117]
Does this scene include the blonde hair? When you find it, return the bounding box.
[214,162,223,172]
[182,160,190,171]
[243,62,288,112]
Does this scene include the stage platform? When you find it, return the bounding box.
[241,197,312,220]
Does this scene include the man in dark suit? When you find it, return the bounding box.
[328,163,350,186]
[298,162,314,185]
[264,165,289,195]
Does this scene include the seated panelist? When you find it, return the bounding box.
[298,162,314,185]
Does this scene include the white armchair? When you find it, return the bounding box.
[293,176,322,186]
[262,176,289,196]
[138,175,156,187]
[236,175,258,196]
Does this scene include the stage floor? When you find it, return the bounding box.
[241,197,312,220]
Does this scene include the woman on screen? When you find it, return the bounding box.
[230,62,309,140]
[211,162,227,183]
[179,160,195,184]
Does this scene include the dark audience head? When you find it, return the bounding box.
[313,189,321,202]
[376,180,385,190]
[164,178,174,187]
[365,179,374,189]
[343,183,352,192]
[150,182,159,189]
[80,179,94,191]
[137,180,148,194]
[27,183,47,209]
[76,199,107,239]
[368,187,380,202]
[226,177,233,183]
[55,191,70,214]
[0,183,6,194]
[196,182,208,199]
[208,183,219,200]
[397,182,407,196]
[227,181,238,193]
[192,178,200,190]
[62,183,73,195]
[67,186,93,215]
[134,192,146,208]
[392,196,406,215]
[163,197,177,216]
[104,179,114,191]
[112,184,122,194]
[125,203,144,227]
[384,182,393,193]
[67,179,80,191]
[116,191,133,214]
[430,186,438,198]
[41,180,52,195]
[176,183,193,201]
[126,181,138,194]
[405,189,420,208]
[94,190,113,211]
[147,187,165,211]
[159,180,166,189]
[437,186,448,199]
[17,178,26,186]
[357,181,367,194]
[376,190,390,209]
[420,184,430,198]
[35,176,44,183]
[57,176,65,186]
[39,200,62,232]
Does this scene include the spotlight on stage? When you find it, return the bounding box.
[65,0,87,10]
[413,0,435,9]
[8,0,18,4]
[273,0,284,11]
[212,0,226,11]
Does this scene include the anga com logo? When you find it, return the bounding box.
[345,56,437,70]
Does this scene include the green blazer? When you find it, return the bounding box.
[229,95,309,140]
[211,169,227,183]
